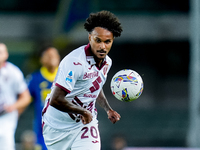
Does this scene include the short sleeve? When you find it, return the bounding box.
[14,68,28,94]
[55,57,83,92]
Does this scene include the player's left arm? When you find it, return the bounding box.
[4,89,31,115]
[96,89,121,124]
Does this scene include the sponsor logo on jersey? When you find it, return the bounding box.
[66,71,73,82]
[83,71,98,79]
[83,93,97,98]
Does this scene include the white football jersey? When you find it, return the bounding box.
[0,62,27,130]
[42,44,112,130]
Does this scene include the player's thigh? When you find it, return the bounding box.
[43,124,76,150]
[72,123,101,150]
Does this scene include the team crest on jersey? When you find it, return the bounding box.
[103,64,109,75]
[66,71,73,82]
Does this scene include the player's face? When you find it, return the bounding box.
[89,27,114,61]
[40,47,60,70]
[0,44,8,66]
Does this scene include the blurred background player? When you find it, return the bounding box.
[20,130,42,150]
[26,45,60,150]
[0,43,31,150]
[111,134,127,150]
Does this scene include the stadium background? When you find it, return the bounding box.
[0,0,197,149]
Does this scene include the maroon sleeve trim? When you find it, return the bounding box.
[55,83,71,93]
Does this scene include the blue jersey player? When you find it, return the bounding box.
[27,46,60,149]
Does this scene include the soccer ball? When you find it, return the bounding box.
[110,69,144,102]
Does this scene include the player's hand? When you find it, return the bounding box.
[107,109,121,124]
[81,110,93,125]
[4,104,16,113]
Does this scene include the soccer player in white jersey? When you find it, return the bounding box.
[0,43,31,150]
[42,10,123,150]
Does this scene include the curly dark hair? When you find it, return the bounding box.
[84,10,123,37]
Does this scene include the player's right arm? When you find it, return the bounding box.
[50,86,93,124]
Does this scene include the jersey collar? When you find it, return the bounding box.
[84,43,107,68]
[40,66,58,82]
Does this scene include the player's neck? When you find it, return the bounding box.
[94,57,103,68]
[0,62,6,69]
[47,67,57,73]
[44,66,57,73]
